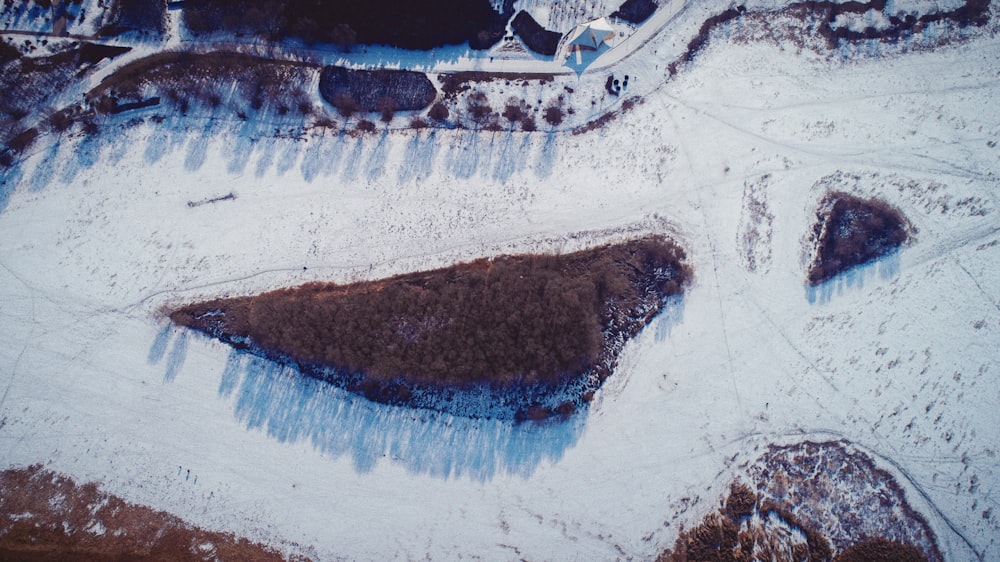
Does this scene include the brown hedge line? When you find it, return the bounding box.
[172,236,689,396]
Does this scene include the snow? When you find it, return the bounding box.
[1,1,999,561]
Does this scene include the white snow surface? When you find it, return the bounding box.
[1,3,999,561]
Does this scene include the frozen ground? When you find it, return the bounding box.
[1,1,999,561]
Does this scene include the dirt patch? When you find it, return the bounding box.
[0,464,296,561]
[807,192,910,285]
[171,237,690,421]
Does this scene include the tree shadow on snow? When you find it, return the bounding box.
[216,349,587,481]
[398,129,438,184]
[805,251,901,305]
[148,324,189,383]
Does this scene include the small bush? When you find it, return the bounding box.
[466,91,492,124]
[428,101,449,121]
[502,97,526,125]
[355,119,376,133]
[376,96,396,123]
[331,92,358,117]
[543,104,564,126]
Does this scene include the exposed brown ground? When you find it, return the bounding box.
[0,465,295,562]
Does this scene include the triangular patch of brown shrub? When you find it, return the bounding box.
[171,237,689,418]
[808,193,910,285]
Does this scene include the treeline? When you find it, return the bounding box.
[807,193,909,285]
[172,237,690,414]
[181,0,512,50]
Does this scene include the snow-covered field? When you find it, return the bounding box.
[1,1,999,560]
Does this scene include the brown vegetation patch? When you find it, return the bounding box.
[87,51,316,116]
[807,192,910,285]
[171,237,690,419]
[668,0,992,75]
[660,483,833,562]
[318,66,436,113]
[834,538,928,562]
[749,441,941,561]
[0,464,293,562]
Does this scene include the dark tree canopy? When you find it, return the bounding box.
[182,0,511,50]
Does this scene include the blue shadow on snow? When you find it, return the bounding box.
[216,349,587,481]
[806,250,901,304]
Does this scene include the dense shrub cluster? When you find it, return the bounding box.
[660,483,834,562]
[511,11,562,56]
[807,192,909,285]
[172,237,690,415]
[610,0,659,24]
[88,51,316,116]
[181,0,512,50]
[318,66,436,115]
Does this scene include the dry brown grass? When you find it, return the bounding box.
[0,465,295,562]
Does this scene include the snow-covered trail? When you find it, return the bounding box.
[2,12,999,562]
